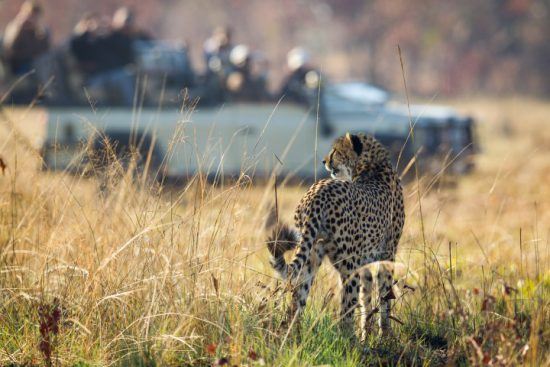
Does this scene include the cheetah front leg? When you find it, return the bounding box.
[378,264,396,336]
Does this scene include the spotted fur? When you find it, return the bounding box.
[266,133,405,339]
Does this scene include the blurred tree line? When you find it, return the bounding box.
[1,0,549,97]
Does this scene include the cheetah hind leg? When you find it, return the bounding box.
[339,273,360,336]
[378,264,396,337]
[359,268,374,342]
[286,245,325,331]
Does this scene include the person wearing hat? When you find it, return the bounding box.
[279,47,323,104]
[225,44,270,102]
[279,47,332,135]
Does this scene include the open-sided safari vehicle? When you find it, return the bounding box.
[40,82,475,182]
[1,40,475,181]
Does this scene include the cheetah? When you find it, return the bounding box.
[266,133,404,338]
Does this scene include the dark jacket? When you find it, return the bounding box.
[279,66,322,105]
[3,20,50,74]
[70,30,135,76]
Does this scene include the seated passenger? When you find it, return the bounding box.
[225,45,270,102]
[279,47,323,105]
[203,26,234,75]
[279,47,332,135]
[70,13,100,75]
[110,6,152,43]
[70,7,148,106]
[199,26,235,105]
[2,1,50,75]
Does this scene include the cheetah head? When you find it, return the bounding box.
[323,133,390,180]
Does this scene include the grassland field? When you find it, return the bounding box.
[0,98,548,366]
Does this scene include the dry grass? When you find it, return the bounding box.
[0,98,548,366]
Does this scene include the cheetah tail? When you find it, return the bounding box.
[266,223,299,278]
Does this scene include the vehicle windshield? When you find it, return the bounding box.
[328,82,390,105]
[324,82,392,113]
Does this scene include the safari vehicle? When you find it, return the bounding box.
[40,82,475,181]
[1,40,474,180]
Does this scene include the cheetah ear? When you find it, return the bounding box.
[346,133,363,156]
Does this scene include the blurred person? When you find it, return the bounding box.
[199,26,235,105]
[203,26,234,74]
[100,8,137,72]
[111,6,152,42]
[225,44,269,102]
[2,0,50,75]
[75,7,153,106]
[279,47,322,105]
[70,13,101,75]
[279,47,331,135]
